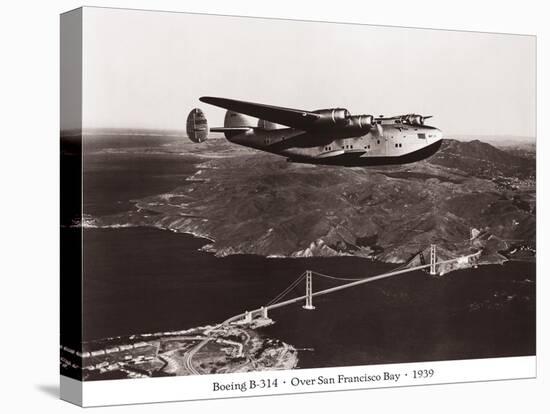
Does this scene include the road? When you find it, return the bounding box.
[182,338,210,375]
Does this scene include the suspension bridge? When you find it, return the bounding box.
[183,244,481,374]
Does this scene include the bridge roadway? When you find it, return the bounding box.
[182,256,468,374]
[225,257,464,323]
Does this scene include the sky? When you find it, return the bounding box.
[78,7,536,138]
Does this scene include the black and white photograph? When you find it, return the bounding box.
[60,7,536,387]
[4,0,550,412]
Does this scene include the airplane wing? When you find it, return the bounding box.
[200,96,321,129]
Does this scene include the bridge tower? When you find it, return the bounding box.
[429,244,437,275]
[302,270,315,310]
[260,306,268,319]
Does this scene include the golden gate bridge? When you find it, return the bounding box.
[183,244,482,374]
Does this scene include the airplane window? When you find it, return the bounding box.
[377,140,380,144]
[418,133,426,139]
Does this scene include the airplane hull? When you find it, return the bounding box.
[288,139,443,167]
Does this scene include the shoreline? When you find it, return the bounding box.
[62,322,299,381]
[74,225,534,268]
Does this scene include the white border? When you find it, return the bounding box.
[70,356,536,407]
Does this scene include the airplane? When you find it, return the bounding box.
[186,97,443,167]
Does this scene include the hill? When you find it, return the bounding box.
[93,139,535,263]
[428,139,535,178]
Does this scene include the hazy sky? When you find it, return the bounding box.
[81,7,536,138]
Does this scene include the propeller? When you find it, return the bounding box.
[406,114,433,125]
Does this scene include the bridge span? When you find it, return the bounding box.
[226,254,470,324]
[183,245,481,374]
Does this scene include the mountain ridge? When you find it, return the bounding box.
[89,138,535,264]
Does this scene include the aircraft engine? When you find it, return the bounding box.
[349,114,375,130]
[312,108,352,126]
[402,114,426,126]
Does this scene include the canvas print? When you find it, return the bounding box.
[61,6,536,399]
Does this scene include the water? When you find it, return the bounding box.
[82,227,535,368]
[83,150,197,216]
[266,260,535,367]
[82,227,394,340]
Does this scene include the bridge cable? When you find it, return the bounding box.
[310,270,375,282]
[309,258,420,282]
[266,273,305,306]
[266,273,307,306]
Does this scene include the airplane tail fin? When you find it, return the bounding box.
[186,108,208,143]
[186,108,254,142]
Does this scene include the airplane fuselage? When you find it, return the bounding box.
[227,123,443,167]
